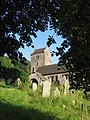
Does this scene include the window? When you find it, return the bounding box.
[56,76,58,81]
[36,55,39,59]
[32,67,34,72]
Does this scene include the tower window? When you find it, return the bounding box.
[36,55,39,59]
[32,67,34,72]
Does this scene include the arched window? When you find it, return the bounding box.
[32,67,34,72]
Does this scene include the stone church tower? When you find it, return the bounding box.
[31,47,52,73]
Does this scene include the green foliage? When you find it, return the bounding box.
[0,56,14,68]
[20,69,29,83]
[0,79,6,87]
[47,36,56,47]
[0,85,90,120]
[51,82,64,96]
[0,56,30,84]
[0,63,21,84]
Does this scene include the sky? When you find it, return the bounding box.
[19,29,64,64]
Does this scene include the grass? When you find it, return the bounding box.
[0,82,90,120]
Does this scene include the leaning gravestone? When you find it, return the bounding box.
[32,82,37,91]
[54,87,60,97]
[42,81,51,97]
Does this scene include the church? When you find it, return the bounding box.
[29,47,69,91]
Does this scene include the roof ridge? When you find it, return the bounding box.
[37,64,57,68]
[31,47,47,55]
[36,64,68,75]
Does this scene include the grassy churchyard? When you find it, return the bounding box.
[0,81,90,120]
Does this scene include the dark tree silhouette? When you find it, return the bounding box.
[0,0,90,91]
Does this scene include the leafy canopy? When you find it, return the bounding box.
[0,56,30,83]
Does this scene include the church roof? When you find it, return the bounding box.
[31,47,46,55]
[36,64,68,75]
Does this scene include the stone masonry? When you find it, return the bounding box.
[29,47,69,97]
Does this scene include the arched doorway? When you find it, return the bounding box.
[31,79,38,91]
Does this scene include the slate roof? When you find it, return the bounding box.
[31,47,46,55]
[36,64,68,75]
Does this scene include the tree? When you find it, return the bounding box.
[0,0,49,60]
[49,0,90,92]
[0,0,90,91]
[0,56,30,84]
[0,56,14,68]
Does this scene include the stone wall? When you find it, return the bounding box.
[30,47,69,97]
[31,53,45,73]
[44,48,52,65]
[31,47,52,73]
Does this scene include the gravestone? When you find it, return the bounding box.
[42,81,51,97]
[54,87,60,97]
[72,100,75,106]
[64,76,69,95]
[32,82,38,91]
[16,78,22,86]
